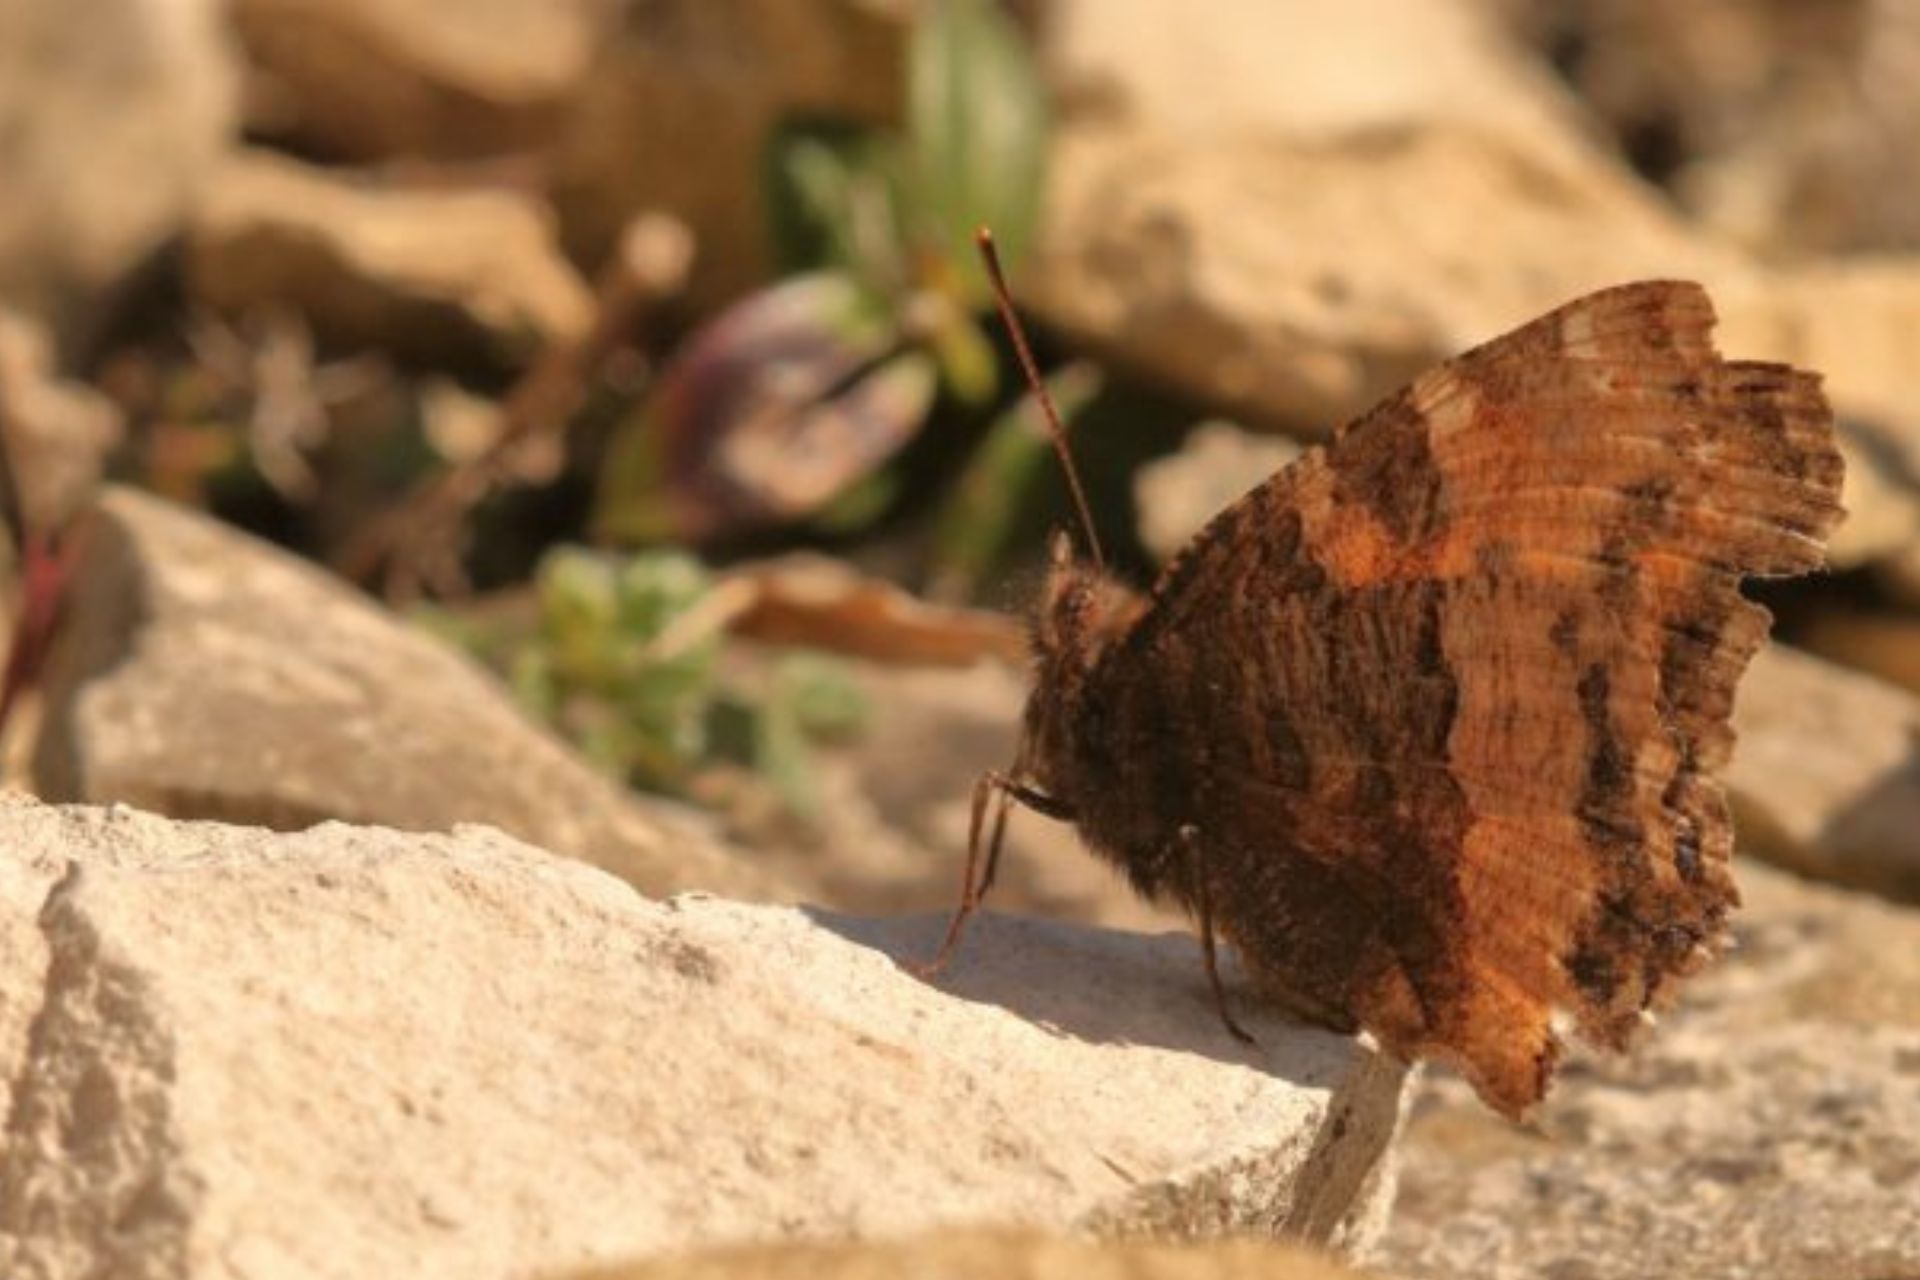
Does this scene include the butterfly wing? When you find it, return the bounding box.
[1083,282,1843,1115]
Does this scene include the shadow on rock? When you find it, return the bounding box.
[808,906,1381,1091]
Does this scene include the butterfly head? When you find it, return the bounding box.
[1033,532,1119,655]
[1024,532,1144,781]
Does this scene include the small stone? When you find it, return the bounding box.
[0,310,121,534]
[32,486,772,902]
[1135,423,1302,564]
[1729,645,1920,903]
[0,0,238,352]
[188,150,592,367]
[1795,611,1920,698]
[230,0,610,159]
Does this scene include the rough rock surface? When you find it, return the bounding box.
[1728,644,1920,903]
[0,801,1407,1278]
[1380,857,1920,1280]
[566,1229,1365,1280]
[0,825,60,1196]
[188,150,592,367]
[32,486,770,901]
[0,0,237,352]
[231,0,612,159]
[549,0,911,309]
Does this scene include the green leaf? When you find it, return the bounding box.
[536,548,623,682]
[745,689,822,819]
[808,465,904,536]
[509,648,558,720]
[524,547,723,789]
[589,419,676,546]
[927,305,998,405]
[906,0,1049,304]
[927,360,1103,597]
[613,551,716,644]
[764,120,909,291]
[776,653,870,740]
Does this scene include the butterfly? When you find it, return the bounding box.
[924,244,1845,1118]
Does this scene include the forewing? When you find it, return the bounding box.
[1094,282,1844,1116]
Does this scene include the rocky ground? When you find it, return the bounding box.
[0,803,1403,1276]
[4,1,1920,1278]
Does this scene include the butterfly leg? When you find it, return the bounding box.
[978,777,1073,897]
[912,769,1070,978]
[1182,824,1256,1046]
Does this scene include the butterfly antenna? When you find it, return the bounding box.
[975,226,1105,572]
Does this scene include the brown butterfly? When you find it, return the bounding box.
[923,233,1845,1118]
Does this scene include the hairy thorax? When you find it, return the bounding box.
[1020,545,1190,903]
